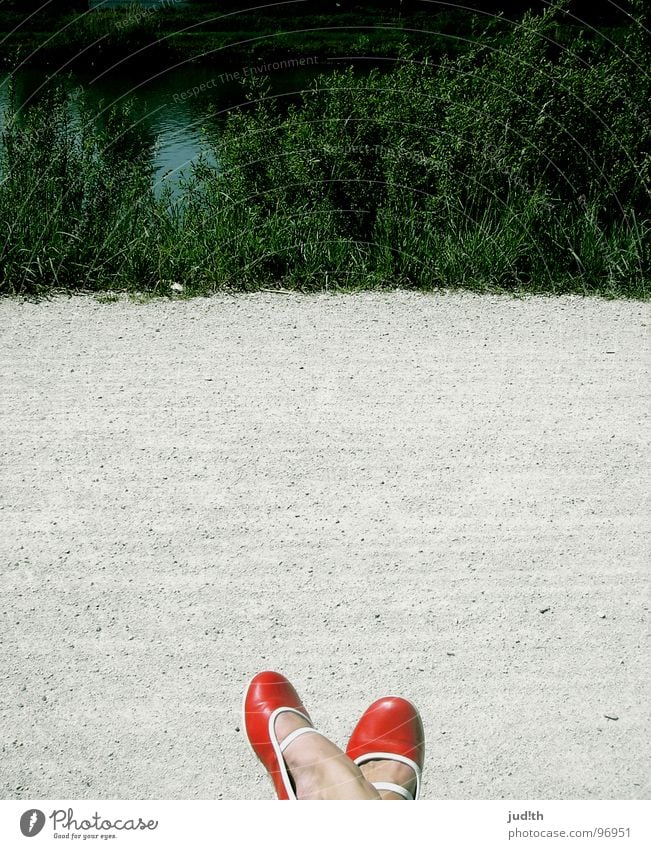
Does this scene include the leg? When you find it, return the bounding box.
[275,712,381,800]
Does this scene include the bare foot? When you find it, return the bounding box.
[273,712,380,800]
[359,759,417,800]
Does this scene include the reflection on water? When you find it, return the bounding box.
[89,1,190,8]
[0,64,328,196]
[0,67,217,196]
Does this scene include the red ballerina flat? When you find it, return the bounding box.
[346,695,425,800]
[243,670,323,800]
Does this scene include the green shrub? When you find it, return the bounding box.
[199,1,649,295]
[1,2,648,297]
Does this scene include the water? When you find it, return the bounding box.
[0,63,329,195]
[89,1,191,8]
[2,2,360,194]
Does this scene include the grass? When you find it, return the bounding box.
[1,2,649,298]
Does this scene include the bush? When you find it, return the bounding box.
[196,1,649,295]
[1,2,648,297]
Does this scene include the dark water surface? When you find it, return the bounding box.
[0,63,331,195]
[88,1,191,8]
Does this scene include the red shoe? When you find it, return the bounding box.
[346,696,425,800]
[243,670,321,800]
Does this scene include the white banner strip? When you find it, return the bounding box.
[1,800,648,848]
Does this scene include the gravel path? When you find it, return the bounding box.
[1,291,649,800]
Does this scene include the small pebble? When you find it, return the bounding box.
[539,607,550,614]
[604,714,619,721]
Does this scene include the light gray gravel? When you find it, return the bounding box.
[0,291,649,800]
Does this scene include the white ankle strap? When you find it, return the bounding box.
[267,706,319,800]
[372,781,414,801]
[353,751,422,800]
[279,725,320,753]
[268,705,311,739]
